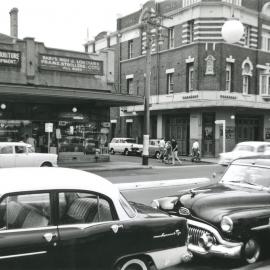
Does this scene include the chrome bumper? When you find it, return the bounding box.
[187,219,243,259]
[188,243,242,258]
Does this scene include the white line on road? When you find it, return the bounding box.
[116,177,210,191]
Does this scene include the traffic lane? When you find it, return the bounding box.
[96,164,225,184]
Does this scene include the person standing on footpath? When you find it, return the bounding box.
[171,138,182,165]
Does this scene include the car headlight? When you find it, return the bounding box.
[221,216,233,232]
[151,199,160,209]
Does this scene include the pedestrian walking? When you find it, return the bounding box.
[163,140,172,164]
[159,137,165,162]
[171,138,182,165]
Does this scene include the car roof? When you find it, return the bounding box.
[237,141,270,146]
[232,155,270,167]
[0,142,31,147]
[0,167,120,199]
[112,138,135,140]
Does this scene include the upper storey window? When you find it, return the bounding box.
[244,25,251,47]
[168,27,175,49]
[128,40,134,59]
[188,20,194,43]
[241,58,253,95]
[262,30,270,52]
[182,0,201,8]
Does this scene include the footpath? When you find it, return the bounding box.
[58,156,219,172]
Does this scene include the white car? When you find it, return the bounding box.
[0,142,58,168]
[109,137,143,156]
[219,141,270,166]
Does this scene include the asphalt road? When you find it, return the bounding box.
[94,155,270,270]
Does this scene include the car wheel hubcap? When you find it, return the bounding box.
[121,259,147,270]
[244,238,261,264]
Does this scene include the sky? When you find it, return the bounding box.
[0,0,148,52]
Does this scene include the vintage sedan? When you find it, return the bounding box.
[109,138,143,156]
[152,156,270,264]
[218,141,270,166]
[149,139,161,159]
[0,167,190,270]
[0,142,57,168]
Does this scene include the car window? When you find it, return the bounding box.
[257,145,265,152]
[119,193,136,218]
[27,146,35,153]
[234,145,254,152]
[15,146,27,154]
[150,141,155,146]
[126,139,136,143]
[58,192,114,225]
[0,193,50,230]
[0,146,13,154]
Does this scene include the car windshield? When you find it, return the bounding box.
[125,139,136,143]
[220,164,270,189]
[233,145,255,152]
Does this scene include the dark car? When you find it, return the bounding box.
[151,156,270,265]
[0,167,190,270]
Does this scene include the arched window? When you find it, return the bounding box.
[241,57,253,94]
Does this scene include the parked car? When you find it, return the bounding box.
[149,139,161,159]
[152,155,270,264]
[0,167,191,269]
[0,142,57,167]
[219,141,270,165]
[109,137,143,156]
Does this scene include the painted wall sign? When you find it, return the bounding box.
[39,54,103,75]
[0,50,21,67]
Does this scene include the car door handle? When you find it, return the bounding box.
[111,224,124,234]
[43,232,57,243]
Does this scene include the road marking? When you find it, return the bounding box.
[116,178,210,191]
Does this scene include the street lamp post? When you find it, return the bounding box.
[140,3,166,165]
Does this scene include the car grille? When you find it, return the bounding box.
[188,224,217,245]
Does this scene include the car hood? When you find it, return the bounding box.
[179,183,270,224]
[130,201,170,218]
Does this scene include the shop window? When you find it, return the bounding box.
[126,122,132,138]
[168,27,174,49]
[111,123,116,138]
[167,73,174,94]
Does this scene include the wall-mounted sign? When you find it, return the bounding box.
[0,50,21,67]
[39,54,103,75]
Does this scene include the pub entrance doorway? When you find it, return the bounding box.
[165,115,189,156]
[202,113,215,157]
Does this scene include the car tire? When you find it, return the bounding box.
[110,148,115,155]
[154,151,160,159]
[242,238,261,264]
[124,149,129,156]
[115,258,150,270]
[41,162,52,167]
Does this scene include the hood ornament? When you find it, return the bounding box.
[179,207,190,216]
[189,188,211,198]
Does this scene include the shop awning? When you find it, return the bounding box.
[0,83,144,106]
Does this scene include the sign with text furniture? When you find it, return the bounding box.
[39,54,103,75]
[0,50,21,67]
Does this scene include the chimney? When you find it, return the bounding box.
[10,8,18,38]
